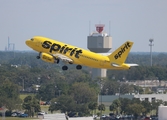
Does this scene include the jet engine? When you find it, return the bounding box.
[40,53,59,64]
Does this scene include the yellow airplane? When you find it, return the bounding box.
[25,36,138,70]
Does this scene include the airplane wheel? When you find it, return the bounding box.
[62,66,68,70]
[76,65,82,70]
[56,59,60,64]
[36,56,40,59]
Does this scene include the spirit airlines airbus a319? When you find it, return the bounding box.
[25,36,138,70]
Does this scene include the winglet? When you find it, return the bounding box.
[107,41,133,64]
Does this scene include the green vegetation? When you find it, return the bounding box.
[1,117,37,120]
[0,51,167,117]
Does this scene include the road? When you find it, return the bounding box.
[69,117,93,120]
[37,113,94,120]
[39,113,66,120]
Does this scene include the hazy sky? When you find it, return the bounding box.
[0,0,167,52]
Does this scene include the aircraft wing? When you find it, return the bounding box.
[97,53,111,56]
[53,53,73,63]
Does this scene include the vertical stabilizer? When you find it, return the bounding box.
[107,41,133,64]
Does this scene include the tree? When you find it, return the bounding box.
[49,95,76,113]
[36,83,56,101]
[141,101,151,115]
[127,103,145,118]
[48,82,98,116]
[109,99,121,115]
[22,96,40,117]
[0,79,22,111]
[119,98,131,114]
[69,82,97,104]
[88,102,98,115]
[120,84,134,94]
[102,80,119,95]
[98,104,105,115]
[152,99,164,116]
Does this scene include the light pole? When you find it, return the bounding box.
[100,79,103,116]
[19,76,25,91]
[58,90,61,96]
[149,38,154,66]
[22,78,24,91]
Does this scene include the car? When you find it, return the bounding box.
[19,113,28,117]
[38,112,44,119]
[144,117,152,120]
[151,116,158,120]
[11,113,17,117]
[38,111,45,115]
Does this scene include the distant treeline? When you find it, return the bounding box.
[1,51,167,81]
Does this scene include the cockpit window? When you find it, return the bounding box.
[30,38,34,41]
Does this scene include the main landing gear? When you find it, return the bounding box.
[62,65,68,70]
[55,59,60,64]
[61,65,82,71]
[36,56,40,59]
[36,52,41,59]
[76,65,82,70]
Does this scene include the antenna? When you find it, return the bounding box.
[89,21,91,35]
[109,21,111,36]
[7,36,15,57]
[8,36,10,51]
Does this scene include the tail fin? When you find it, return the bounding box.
[108,41,133,64]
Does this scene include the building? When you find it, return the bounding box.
[98,94,167,106]
[87,24,112,79]
[134,94,167,102]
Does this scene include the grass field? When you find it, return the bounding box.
[0,117,38,120]
[40,105,49,113]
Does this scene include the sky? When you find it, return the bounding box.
[0,0,167,52]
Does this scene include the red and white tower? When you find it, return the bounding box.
[87,24,112,79]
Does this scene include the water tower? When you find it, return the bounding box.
[87,24,112,79]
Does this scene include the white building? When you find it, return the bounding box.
[98,94,167,106]
[134,94,167,102]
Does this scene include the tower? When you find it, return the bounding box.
[149,38,154,66]
[87,24,112,79]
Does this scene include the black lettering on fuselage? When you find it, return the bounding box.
[42,40,82,59]
[75,50,82,58]
[50,43,61,53]
[42,41,52,49]
[59,45,67,53]
[63,47,73,54]
[70,48,77,56]
[114,42,131,59]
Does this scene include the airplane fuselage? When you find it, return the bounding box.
[26,36,135,70]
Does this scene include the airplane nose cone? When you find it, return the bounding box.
[25,40,31,47]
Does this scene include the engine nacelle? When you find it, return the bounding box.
[40,53,58,63]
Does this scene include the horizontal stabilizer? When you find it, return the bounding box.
[126,63,139,67]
